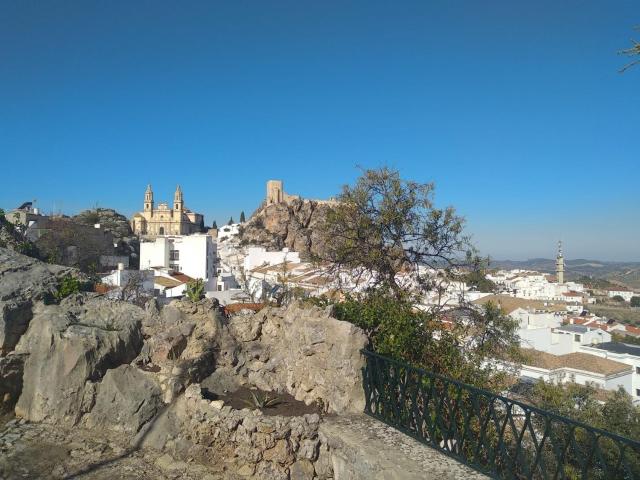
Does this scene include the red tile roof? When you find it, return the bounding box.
[170,273,195,283]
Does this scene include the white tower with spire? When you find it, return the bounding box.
[144,184,154,212]
[556,240,564,284]
[173,184,184,212]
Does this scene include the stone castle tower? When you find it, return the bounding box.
[556,240,564,284]
[266,180,284,205]
[266,180,299,206]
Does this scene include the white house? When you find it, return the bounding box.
[218,223,241,241]
[243,247,301,272]
[607,288,636,303]
[101,265,155,291]
[140,234,217,291]
[580,342,640,403]
[518,349,633,397]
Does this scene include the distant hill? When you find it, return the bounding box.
[490,258,640,290]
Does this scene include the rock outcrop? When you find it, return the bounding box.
[1,253,376,478]
[207,302,368,414]
[14,296,144,425]
[73,208,133,239]
[84,364,164,435]
[239,199,333,258]
[136,298,222,403]
[0,248,72,354]
[73,208,140,268]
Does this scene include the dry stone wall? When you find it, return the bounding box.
[140,384,333,480]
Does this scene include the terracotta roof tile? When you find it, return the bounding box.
[522,349,631,376]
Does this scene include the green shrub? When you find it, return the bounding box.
[54,275,82,302]
[631,296,640,308]
[185,278,205,302]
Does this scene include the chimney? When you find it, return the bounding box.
[117,263,125,271]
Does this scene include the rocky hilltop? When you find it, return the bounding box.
[0,247,371,479]
[73,208,133,239]
[240,199,334,258]
[73,208,140,268]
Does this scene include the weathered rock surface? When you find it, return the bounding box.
[240,199,333,258]
[320,414,489,479]
[73,208,133,239]
[0,419,236,479]
[208,302,368,414]
[84,364,164,435]
[0,248,72,353]
[136,297,221,402]
[0,353,26,413]
[14,296,144,425]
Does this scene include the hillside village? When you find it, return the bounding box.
[3,180,640,409]
[2,179,640,478]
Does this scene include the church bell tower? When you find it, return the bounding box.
[556,240,564,284]
[174,184,184,212]
[144,184,154,212]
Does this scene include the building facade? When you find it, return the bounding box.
[131,185,204,237]
[139,234,217,291]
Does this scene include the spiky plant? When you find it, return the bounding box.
[242,390,281,409]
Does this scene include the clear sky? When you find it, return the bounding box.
[1,1,638,261]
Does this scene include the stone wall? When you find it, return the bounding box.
[140,384,332,480]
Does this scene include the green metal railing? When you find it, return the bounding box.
[361,349,640,479]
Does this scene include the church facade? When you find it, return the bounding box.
[131,185,204,237]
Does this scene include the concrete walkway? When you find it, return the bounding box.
[320,414,490,480]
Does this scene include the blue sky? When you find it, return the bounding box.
[1,1,638,261]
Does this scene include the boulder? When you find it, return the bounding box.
[83,364,163,434]
[14,296,144,424]
[0,248,72,354]
[223,302,368,414]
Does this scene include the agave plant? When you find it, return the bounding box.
[242,390,281,409]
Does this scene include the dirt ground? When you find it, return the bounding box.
[0,417,237,480]
[203,386,323,417]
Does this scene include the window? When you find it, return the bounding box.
[159,227,165,235]
[636,366,640,375]
[170,250,179,261]
[637,389,640,397]
[574,334,581,342]
[169,264,180,271]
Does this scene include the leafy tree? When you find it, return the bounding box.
[332,290,520,390]
[631,296,640,308]
[211,220,218,230]
[318,167,520,389]
[228,217,234,225]
[240,211,246,223]
[319,167,474,300]
[530,381,640,441]
[460,262,497,293]
[185,278,205,302]
[620,26,640,73]
[612,294,626,302]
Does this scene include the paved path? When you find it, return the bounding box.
[320,414,489,480]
